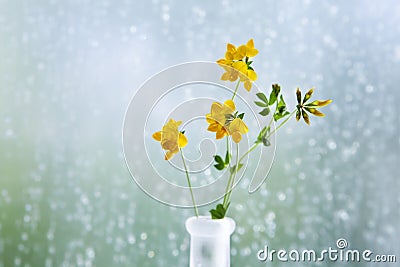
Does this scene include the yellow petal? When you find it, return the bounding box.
[232,61,247,73]
[165,151,174,160]
[227,43,236,52]
[216,127,227,139]
[178,132,188,148]
[152,131,161,141]
[231,132,242,143]
[247,69,257,81]
[221,72,230,81]
[230,118,249,134]
[210,102,223,115]
[217,58,226,65]
[224,99,236,112]
[246,47,258,57]
[207,123,219,132]
[235,45,246,60]
[246,39,254,48]
[228,71,239,81]
[225,51,233,60]
[244,80,252,91]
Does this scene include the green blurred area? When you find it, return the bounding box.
[1,0,399,266]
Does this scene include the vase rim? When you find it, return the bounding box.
[185,215,236,236]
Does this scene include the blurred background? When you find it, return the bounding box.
[0,0,399,266]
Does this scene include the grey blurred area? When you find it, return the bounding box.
[0,0,399,266]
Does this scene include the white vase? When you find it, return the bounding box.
[185,216,236,267]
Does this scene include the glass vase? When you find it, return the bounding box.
[185,216,236,267]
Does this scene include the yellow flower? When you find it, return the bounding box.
[228,118,249,143]
[236,39,259,58]
[152,119,188,160]
[206,99,248,143]
[232,61,258,91]
[216,39,258,91]
[206,100,235,139]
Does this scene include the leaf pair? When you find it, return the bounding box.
[256,126,271,146]
[255,92,270,116]
[210,203,229,219]
[255,84,290,122]
[214,151,230,171]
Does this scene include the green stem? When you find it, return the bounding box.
[222,171,233,209]
[226,136,231,168]
[223,144,239,211]
[180,149,199,217]
[266,110,296,139]
[231,80,241,100]
[237,111,296,164]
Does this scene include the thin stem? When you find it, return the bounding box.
[222,171,233,209]
[237,111,296,165]
[223,143,239,211]
[226,136,231,168]
[222,136,231,208]
[180,149,199,217]
[266,110,296,139]
[231,80,241,100]
[238,142,259,164]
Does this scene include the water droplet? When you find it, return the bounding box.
[140,232,147,240]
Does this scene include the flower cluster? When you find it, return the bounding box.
[206,100,248,143]
[152,119,187,160]
[217,39,258,91]
[152,39,332,220]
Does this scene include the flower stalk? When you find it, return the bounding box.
[152,39,332,220]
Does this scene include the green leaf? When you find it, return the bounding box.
[273,111,290,121]
[230,163,244,173]
[214,155,224,165]
[237,113,245,120]
[256,126,269,144]
[273,95,290,121]
[262,136,271,146]
[214,163,225,170]
[259,108,270,116]
[277,95,287,112]
[269,84,281,105]
[254,101,268,107]
[256,92,268,104]
[214,155,226,171]
[210,203,228,219]
[224,151,230,165]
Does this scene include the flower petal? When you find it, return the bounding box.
[227,43,236,52]
[296,109,301,121]
[246,39,254,48]
[244,80,252,91]
[296,88,302,104]
[178,132,188,148]
[302,110,310,125]
[231,132,242,143]
[303,88,314,103]
[224,99,236,112]
[247,69,257,81]
[152,131,162,141]
[221,71,230,81]
[305,107,325,117]
[306,99,333,107]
